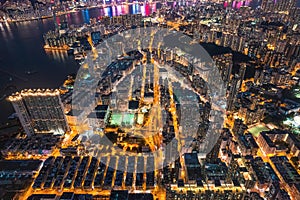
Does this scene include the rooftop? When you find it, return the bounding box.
[0,160,42,172]
[128,100,139,110]
[95,105,109,112]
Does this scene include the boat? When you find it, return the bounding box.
[25,70,38,75]
[8,113,18,119]
[0,94,6,101]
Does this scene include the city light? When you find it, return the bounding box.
[1,0,300,200]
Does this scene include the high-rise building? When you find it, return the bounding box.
[261,0,296,12]
[227,75,240,111]
[226,63,246,111]
[238,63,246,87]
[213,53,233,85]
[8,89,69,136]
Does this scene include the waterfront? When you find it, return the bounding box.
[0,3,159,122]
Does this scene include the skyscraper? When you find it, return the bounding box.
[8,89,69,136]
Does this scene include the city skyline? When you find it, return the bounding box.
[0,0,300,200]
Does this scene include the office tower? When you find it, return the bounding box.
[9,89,69,136]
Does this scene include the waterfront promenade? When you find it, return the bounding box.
[0,2,160,23]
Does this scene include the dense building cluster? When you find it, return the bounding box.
[1,0,300,200]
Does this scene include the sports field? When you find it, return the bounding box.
[248,124,269,137]
[123,113,135,125]
[111,113,123,125]
[110,113,135,126]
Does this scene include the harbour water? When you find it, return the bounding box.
[0,3,160,122]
